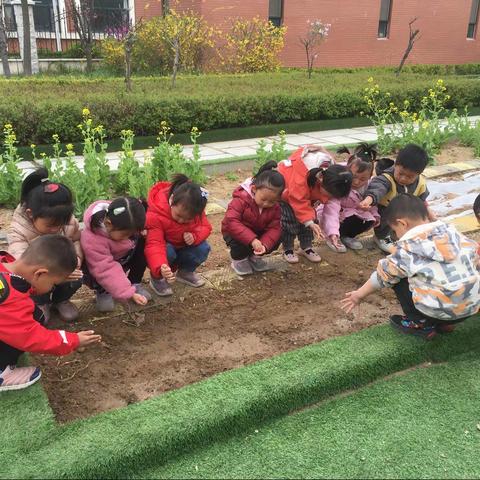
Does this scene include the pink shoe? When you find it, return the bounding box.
[298,248,322,263]
[283,250,299,264]
[0,365,41,392]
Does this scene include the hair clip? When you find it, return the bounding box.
[44,183,59,193]
[40,178,50,183]
[200,187,209,200]
[113,206,126,216]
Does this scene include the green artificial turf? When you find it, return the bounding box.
[134,351,480,479]
[2,316,480,478]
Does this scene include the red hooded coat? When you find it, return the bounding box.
[145,182,212,278]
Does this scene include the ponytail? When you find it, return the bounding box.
[311,164,352,199]
[252,161,285,193]
[90,197,146,232]
[168,174,208,218]
[340,143,377,175]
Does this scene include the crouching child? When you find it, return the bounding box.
[341,194,480,340]
[0,235,101,391]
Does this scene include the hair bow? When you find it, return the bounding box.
[113,206,126,215]
[200,187,209,200]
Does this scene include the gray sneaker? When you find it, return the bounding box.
[134,283,152,301]
[54,300,79,322]
[176,270,206,287]
[248,255,272,272]
[231,258,254,276]
[150,277,173,296]
[341,236,364,250]
[96,292,115,312]
[374,236,395,254]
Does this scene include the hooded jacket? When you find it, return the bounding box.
[145,182,212,278]
[371,221,480,321]
[278,146,334,226]
[0,253,79,355]
[221,178,281,250]
[7,205,82,261]
[80,201,138,301]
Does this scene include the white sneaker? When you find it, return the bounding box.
[326,239,347,253]
[341,237,363,250]
[374,236,395,253]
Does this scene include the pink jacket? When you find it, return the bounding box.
[319,186,380,238]
[80,200,137,300]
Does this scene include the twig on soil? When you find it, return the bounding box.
[53,358,99,382]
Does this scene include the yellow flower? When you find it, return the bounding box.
[367,77,374,83]
[4,123,12,130]
[422,121,429,129]
[66,143,74,151]
[52,134,60,142]
[82,107,91,117]
[437,79,444,85]
[30,143,36,149]
[404,100,410,106]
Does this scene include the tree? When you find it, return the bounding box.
[21,0,32,75]
[0,10,11,77]
[299,20,330,79]
[71,0,95,73]
[396,17,420,77]
[124,28,135,92]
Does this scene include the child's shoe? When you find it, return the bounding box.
[374,236,395,254]
[298,248,322,263]
[390,315,437,340]
[176,270,206,288]
[0,365,41,392]
[436,323,457,334]
[248,255,272,272]
[149,278,173,297]
[231,258,253,276]
[326,239,347,253]
[96,292,115,312]
[54,301,79,322]
[134,283,152,302]
[341,236,364,251]
[283,250,299,264]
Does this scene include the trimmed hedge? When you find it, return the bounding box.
[2,71,480,145]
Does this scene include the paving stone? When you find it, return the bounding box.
[217,146,258,157]
[349,132,379,142]
[308,128,368,138]
[208,138,260,149]
[283,134,331,146]
[314,135,359,145]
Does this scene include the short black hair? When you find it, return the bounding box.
[307,164,352,199]
[21,235,77,275]
[384,194,429,226]
[474,193,480,219]
[340,143,377,175]
[396,144,429,174]
[252,160,285,193]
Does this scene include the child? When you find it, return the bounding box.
[475,193,480,223]
[81,197,151,313]
[358,144,436,253]
[7,168,83,323]
[221,161,285,275]
[145,174,212,296]
[0,235,101,391]
[321,143,380,252]
[278,145,352,263]
[341,194,480,340]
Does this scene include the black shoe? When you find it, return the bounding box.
[390,315,437,340]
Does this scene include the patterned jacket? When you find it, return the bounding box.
[370,221,480,321]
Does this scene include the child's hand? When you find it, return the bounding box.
[161,264,176,283]
[340,290,363,314]
[358,196,373,210]
[77,330,102,347]
[132,293,148,305]
[183,232,195,245]
[309,223,324,240]
[251,239,266,255]
[66,268,83,281]
[329,235,343,250]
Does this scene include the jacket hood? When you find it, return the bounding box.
[239,178,254,198]
[147,182,171,216]
[397,221,462,263]
[281,146,334,171]
[83,200,112,235]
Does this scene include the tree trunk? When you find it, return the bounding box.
[21,0,32,76]
[84,42,93,74]
[125,41,132,92]
[0,14,10,78]
[171,37,179,88]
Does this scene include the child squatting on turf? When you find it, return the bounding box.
[358,144,436,253]
[81,197,151,313]
[278,145,353,264]
[146,174,212,297]
[320,143,380,253]
[7,168,83,323]
[222,161,285,276]
[341,194,480,340]
[0,235,101,392]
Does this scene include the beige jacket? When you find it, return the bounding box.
[7,205,83,261]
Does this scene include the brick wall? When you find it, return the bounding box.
[135,0,480,67]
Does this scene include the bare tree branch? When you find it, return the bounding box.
[396,17,420,76]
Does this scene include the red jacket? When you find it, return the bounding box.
[0,254,79,356]
[145,182,212,278]
[278,147,332,225]
[221,179,281,251]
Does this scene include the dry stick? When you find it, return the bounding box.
[55,358,99,383]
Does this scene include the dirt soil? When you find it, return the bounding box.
[433,142,476,166]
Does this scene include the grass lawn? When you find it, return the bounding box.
[2,315,480,478]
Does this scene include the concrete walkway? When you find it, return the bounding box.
[17,115,480,174]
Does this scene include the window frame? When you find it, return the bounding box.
[467,0,480,39]
[377,0,393,39]
[268,0,283,27]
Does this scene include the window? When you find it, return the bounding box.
[2,2,16,32]
[33,0,55,32]
[269,0,283,27]
[92,0,129,33]
[378,0,392,38]
[467,0,480,38]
